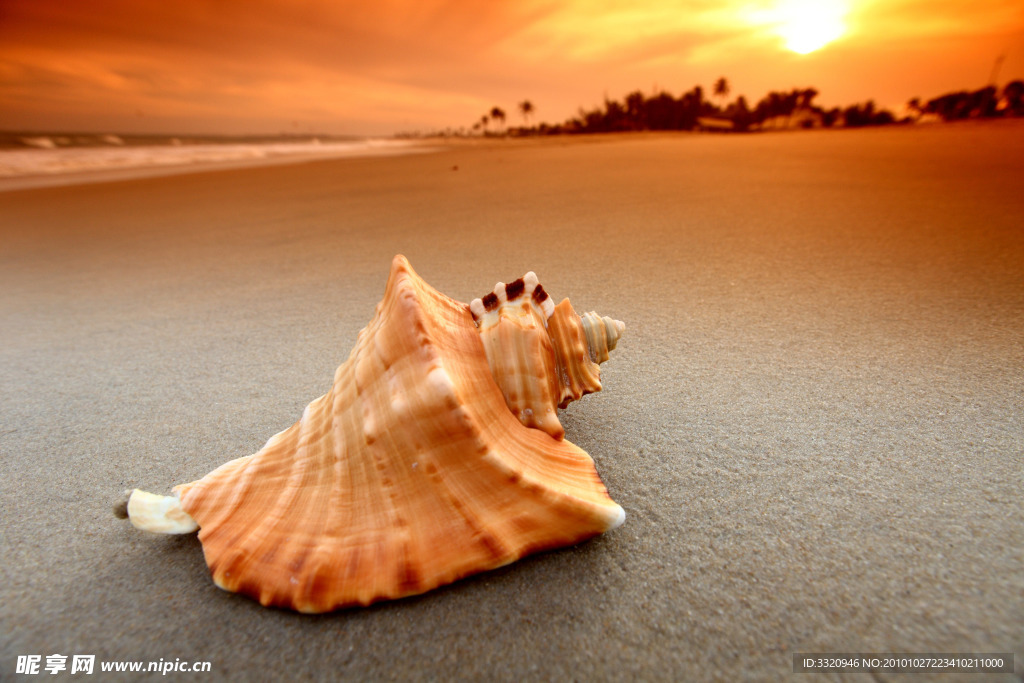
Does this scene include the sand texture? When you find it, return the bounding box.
[2,122,1022,680]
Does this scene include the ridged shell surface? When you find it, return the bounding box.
[470,275,625,440]
[172,255,624,612]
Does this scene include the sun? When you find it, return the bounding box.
[774,0,848,54]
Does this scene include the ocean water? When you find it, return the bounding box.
[0,134,428,188]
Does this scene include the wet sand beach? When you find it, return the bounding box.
[2,122,1022,680]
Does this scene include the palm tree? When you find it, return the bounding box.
[625,90,646,129]
[906,97,922,121]
[518,100,534,127]
[479,115,490,135]
[490,106,506,134]
[713,77,730,111]
[799,88,819,109]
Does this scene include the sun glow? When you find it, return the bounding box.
[774,0,849,54]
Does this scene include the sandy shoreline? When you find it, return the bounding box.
[0,139,439,192]
[2,123,1022,680]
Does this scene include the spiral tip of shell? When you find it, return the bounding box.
[579,311,626,365]
[610,319,625,350]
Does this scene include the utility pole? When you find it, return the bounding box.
[988,53,1006,86]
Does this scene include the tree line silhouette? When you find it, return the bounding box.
[912,82,1024,121]
[458,77,1024,138]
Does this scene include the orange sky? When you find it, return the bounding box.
[1,0,1022,136]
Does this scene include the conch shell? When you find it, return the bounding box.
[125,255,624,612]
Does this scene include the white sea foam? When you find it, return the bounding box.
[0,138,431,190]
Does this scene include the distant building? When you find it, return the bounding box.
[756,107,823,130]
[696,117,735,132]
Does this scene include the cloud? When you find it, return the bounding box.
[848,0,1024,41]
[0,0,566,131]
[1,0,1023,133]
